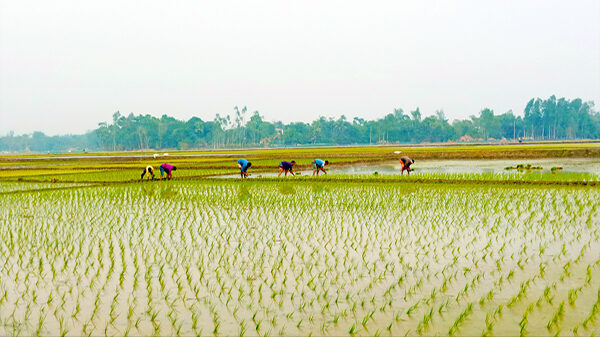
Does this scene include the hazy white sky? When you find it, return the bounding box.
[1,0,599,135]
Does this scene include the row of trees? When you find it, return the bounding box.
[1,96,598,152]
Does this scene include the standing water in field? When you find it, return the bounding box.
[215,158,600,178]
[323,158,599,176]
[1,181,599,336]
[332,158,600,175]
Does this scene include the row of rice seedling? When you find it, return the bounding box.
[0,182,92,194]
[0,169,109,179]
[2,168,238,183]
[0,157,236,171]
[225,172,600,186]
[0,179,598,335]
[4,168,598,187]
[323,172,600,183]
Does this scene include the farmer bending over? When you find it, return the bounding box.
[278,160,296,177]
[160,163,177,180]
[400,156,414,175]
[312,159,329,176]
[141,165,155,180]
[238,158,252,178]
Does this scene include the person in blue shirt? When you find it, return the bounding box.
[312,159,329,176]
[278,160,296,177]
[237,158,252,178]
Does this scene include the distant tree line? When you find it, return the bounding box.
[1,96,598,152]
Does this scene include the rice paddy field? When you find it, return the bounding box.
[1,144,599,336]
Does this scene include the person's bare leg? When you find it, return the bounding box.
[320,168,327,175]
[285,170,288,176]
[278,168,283,177]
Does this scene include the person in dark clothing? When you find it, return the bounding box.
[400,156,414,175]
[278,160,296,177]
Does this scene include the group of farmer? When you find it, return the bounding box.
[142,156,414,181]
[140,163,177,180]
[238,158,329,178]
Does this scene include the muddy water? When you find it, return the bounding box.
[333,158,600,175]
[215,158,600,178]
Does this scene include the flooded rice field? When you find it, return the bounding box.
[216,158,600,178]
[334,158,600,175]
[338,158,600,174]
[0,181,598,336]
